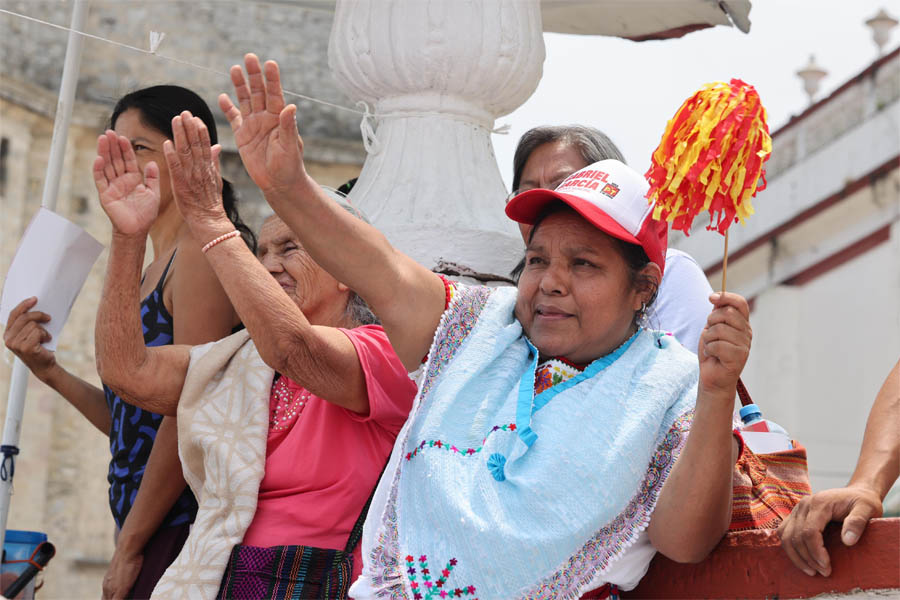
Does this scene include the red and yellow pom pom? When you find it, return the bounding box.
[645,78,772,236]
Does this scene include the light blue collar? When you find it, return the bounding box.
[515,329,640,448]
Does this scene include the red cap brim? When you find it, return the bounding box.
[505,188,642,249]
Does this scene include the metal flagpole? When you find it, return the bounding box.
[0,0,91,553]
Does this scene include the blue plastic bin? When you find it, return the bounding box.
[2,530,48,599]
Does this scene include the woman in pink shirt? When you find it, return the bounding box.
[236,215,416,583]
[91,108,415,597]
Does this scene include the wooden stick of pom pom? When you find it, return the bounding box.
[644,78,772,296]
[721,230,729,292]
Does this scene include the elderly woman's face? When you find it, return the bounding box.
[257,217,345,324]
[514,142,589,239]
[514,210,645,364]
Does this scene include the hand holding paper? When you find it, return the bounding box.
[3,297,56,379]
[0,208,103,351]
[92,130,160,236]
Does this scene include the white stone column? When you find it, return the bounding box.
[328,0,545,278]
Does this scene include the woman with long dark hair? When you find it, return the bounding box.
[4,85,254,598]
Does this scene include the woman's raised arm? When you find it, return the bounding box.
[219,54,445,371]
[92,131,190,414]
[161,112,368,412]
[648,292,751,562]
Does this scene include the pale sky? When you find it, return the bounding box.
[492,0,898,189]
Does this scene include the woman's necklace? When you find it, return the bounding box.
[270,376,310,431]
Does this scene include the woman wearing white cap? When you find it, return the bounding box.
[219,55,750,598]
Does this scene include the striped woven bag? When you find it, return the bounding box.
[729,379,812,531]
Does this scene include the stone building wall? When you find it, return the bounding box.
[1,0,367,227]
[0,80,117,598]
[0,1,364,596]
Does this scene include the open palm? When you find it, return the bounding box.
[93,131,160,236]
[219,54,306,194]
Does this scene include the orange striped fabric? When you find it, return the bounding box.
[729,443,812,531]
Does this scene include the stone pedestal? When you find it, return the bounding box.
[328,0,545,277]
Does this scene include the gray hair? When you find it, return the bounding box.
[322,186,371,225]
[511,125,625,191]
[259,188,379,327]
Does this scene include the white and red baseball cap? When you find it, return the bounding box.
[505,159,668,274]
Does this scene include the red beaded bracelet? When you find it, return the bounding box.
[201,230,241,253]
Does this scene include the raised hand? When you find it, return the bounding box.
[697,292,752,397]
[163,112,229,232]
[93,131,160,236]
[219,53,306,195]
[3,297,56,381]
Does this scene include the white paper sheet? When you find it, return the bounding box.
[1,207,104,351]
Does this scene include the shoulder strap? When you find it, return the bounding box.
[736,377,753,406]
[154,249,178,295]
[344,461,387,553]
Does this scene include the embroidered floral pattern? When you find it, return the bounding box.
[419,286,491,399]
[366,298,692,600]
[368,286,492,599]
[533,358,582,395]
[406,555,477,600]
[370,521,405,598]
[406,357,583,466]
[519,410,694,599]
[404,424,517,463]
[421,277,460,364]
